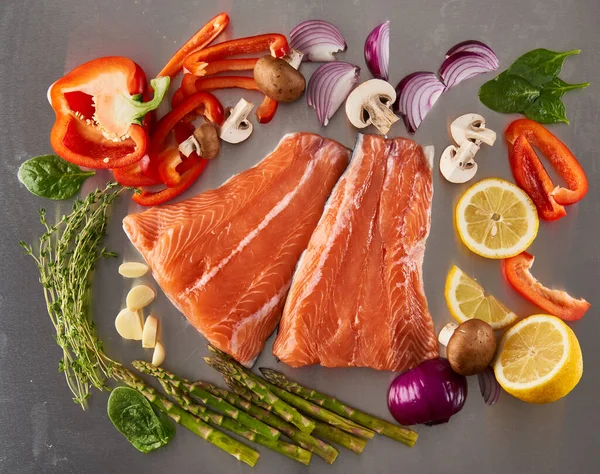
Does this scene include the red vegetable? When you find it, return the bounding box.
[445,40,499,69]
[439,51,498,89]
[501,252,591,321]
[388,358,467,426]
[49,57,169,169]
[364,21,389,80]
[505,119,588,220]
[307,62,360,126]
[158,12,230,79]
[183,34,289,76]
[198,58,259,76]
[394,72,445,133]
[290,20,346,62]
[112,159,161,187]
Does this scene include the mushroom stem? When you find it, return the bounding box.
[470,127,496,147]
[453,141,480,168]
[363,98,399,134]
[438,322,459,347]
[283,49,303,70]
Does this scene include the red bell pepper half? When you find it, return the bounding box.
[158,12,230,79]
[49,57,170,169]
[505,119,588,221]
[502,252,590,321]
[183,33,289,76]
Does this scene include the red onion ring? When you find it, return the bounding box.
[307,62,360,126]
[364,21,390,80]
[439,51,498,88]
[394,72,445,133]
[477,366,501,406]
[290,20,347,62]
[446,40,499,69]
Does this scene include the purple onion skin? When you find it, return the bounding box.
[388,358,468,426]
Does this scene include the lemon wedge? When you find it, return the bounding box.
[455,178,538,259]
[493,314,583,404]
[445,265,517,330]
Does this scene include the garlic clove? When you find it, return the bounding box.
[142,315,159,349]
[118,262,149,278]
[115,308,144,340]
[152,341,166,366]
[126,285,156,311]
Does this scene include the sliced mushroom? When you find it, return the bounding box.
[219,98,254,144]
[345,79,399,135]
[178,122,221,158]
[440,141,480,183]
[450,113,496,147]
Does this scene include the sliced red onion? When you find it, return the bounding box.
[394,72,445,133]
[307,62,360,126]
[439,51,498,89]
[446,40,499,69]
[364,21,390,80]
[477,367,500,406]
[290,20,347,62]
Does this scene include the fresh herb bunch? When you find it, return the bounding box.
[479,49,589,124]
[20,182,123,408]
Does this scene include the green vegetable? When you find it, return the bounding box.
[18,154,95,200]
[479,48,588,124]
[506,49,580,87]
[108,387,175,453]
[20,183,122,408]
[523,94,568,124]
[478,73,540,113]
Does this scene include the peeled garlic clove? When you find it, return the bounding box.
[115,309,143,340]
[142,315,159,349]
[126,285,156,311]
[152,341,166,366]
[119,262,149,278]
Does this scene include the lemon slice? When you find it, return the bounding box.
[445,265,517,330]
[455,178,539,259]
[493,314,583,404]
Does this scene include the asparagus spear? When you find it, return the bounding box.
[223,375,367,454]
[203,356,315,435]
[205,347,374,439]
[196,382,339,464]
[160,380,311,465]
[132,360,279,441]
[112,366,259,467]
[260,368,418,447]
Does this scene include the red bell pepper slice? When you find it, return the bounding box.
[171,88,186,109]
[157,147,185,187]
[181,76,278,123]
[183,33,289,76]
[502,252,590,321]
[158,12,229,79]
[505,119,588,219]
[49,57,170,169]
[133,155,208,206]
[112,158,162,187]
[200,58,259,76]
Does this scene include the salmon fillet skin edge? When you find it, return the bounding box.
[123,133,350,366]
[273,134,439,372]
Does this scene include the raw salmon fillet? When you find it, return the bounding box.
[273,134,439,371]
[123,133,350,366]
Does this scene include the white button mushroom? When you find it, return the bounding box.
[345,79,399,135]
[450,113,496,146]
[219,98,255,144]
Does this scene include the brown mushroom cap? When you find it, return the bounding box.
[253,55,306,103]
[194,122,220,160]
[447,319,496,376]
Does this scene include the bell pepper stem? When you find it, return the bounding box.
[126,76,170,125]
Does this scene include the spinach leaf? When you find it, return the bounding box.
[108,386,175,453]
[18,155,95,200]
[478,73,540,113]
[541,77,590,98]
[506,48,580,87]
[524,94,569,124]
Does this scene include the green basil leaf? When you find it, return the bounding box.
[18,155,95,200]
[478,73,540,113]
[506,48,580,87]
[524,95,569,124]
[540,77,590,98]
[108,386,175,453]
